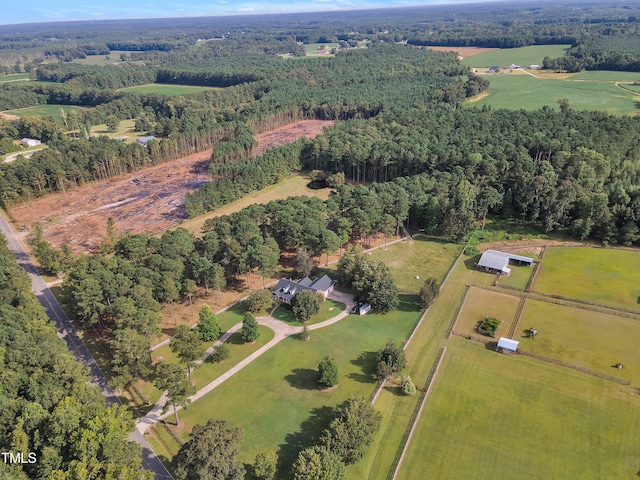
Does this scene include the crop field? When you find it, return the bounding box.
[454,287,520,338]
[3,104,86,121]
[156,297,422,468]
[461,45,570,68]
[396,337,640,480]
[465,74,640,115]
[518,300,638,380]
[366,236,462,293]
[533,247,640,310]
[119,83,221,96]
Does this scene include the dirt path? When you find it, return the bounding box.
[10,120,333,253]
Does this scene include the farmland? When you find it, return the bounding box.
[465,73,640,115]
[119,83,221,96]
[2,104,86,121]
[454,287,520,338]
[461,45,570,68]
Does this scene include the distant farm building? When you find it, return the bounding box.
[530,64,541,69]
[488,66,500,73]
[272,274,335,305]
[21,138,41,147]
[496,337,519,354]
[136,135,156,146]
[509,64,520,69]
[477,250,533,276]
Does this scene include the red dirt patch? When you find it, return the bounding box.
[11,120,334,253]
[423,46,499,58]
[0,112,20,121]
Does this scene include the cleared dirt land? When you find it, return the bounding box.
[424,46,498,58]
[11,120,333,253]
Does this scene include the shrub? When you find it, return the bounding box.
[246,289,274,313]
[209,344,229,363]
[401,376,417,396]
[318,356,339,388]
[478,317,501,337]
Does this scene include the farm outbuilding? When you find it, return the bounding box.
[136,135,156,146]
[496,337,519,354]
[477,250,533,276]
[21,138,41,147]
[359,303,371,316]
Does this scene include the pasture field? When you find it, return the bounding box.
[272,299,346,326]
[396,336,640,480]
[366,236,463,293]
[72,51,144,65]
[533,247,640,310]
[177,175,332,236]
[454,287,520,338]
[3,104,85,121]
[461,45,570,68]
[303,43,338,55]
[154,296,422,468]
[0,73,29,83]
[569,71,640,82]
[518,300,638,380]
[465,74,640,115]
[497,262,535,290]
[89,118,149,143]
[119,83,221,96]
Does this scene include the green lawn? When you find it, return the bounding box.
[518,300,638,381]
[498,263,535,290]
[569,71,640,82]
[397,337,640,480]
[272,299,346,326]
[119,83,221,96]
[461,45,570,68]
[533,247,640,310]
[454,287,520,338]
[466,73,640,115]
[3,104,86,121]
[366,236,463,293]
[0,73,29,83]
[159,295,421,470]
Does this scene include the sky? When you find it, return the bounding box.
[1,0,461,25]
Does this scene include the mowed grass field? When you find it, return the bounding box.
[3,104,86,121]
[119,83,221,96]
[162,297,422,468]
[366,236,462,293]
[303,43,338,55]
[466,73,640,115]
[498,262,535,290]
[177,175,333,236]
[397,337,640,480]
[461,45,570,68]
[533,247,640,310]
[518,300,639,381]
[272,299,346,326]
[454,287,520,338]
[0,73,29,83]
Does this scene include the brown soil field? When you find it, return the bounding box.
[424,46,499,58]
[0,112,20,121]
[11,120,334,253]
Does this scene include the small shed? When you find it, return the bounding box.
[530,64,541,70]
[496,337,519,354]
[488,66,500,73]
[21,138,41,147]
[359,303,371,316]
[136,135,156,146]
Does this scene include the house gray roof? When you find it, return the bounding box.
[309,274,334,292]
[272,274,335,301]
[136,135,156,145]
[298,277,313,287]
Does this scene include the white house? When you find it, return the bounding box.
[21,138,41,147]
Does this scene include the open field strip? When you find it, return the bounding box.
[454,287,521,338]
[119,83,221,96]
[396,336,640,480]
[461,45,570,68]
[465,73,640,115]
[3,104,86,121]
[518,300,639,381]
[533,247,640,310]
[176,175,332,236]
[0,73,29,83]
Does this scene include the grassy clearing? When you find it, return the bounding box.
[159,296,421,468]
[177,175,332,236]
[455,287,520,338]
[89,118,149,143]
[465,73,640,115]
[119,83,220,96]
[569,71,640,82]
[534,247,640,310]
[303,43,338,56]
[0,73,29,83]
[461,45,570,68]
[71,51,143,65]
[4,104,86,121]
[272,299,346,326]
[366,236,463,293]
[397,337,640,480]
[518,300,638,380]
[498,263,534,290]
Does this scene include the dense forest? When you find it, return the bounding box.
[0,236,152,479]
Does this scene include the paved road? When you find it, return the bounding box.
[0,212,173,480]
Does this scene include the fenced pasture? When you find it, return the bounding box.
[518,299,638,381]
[396,337,640,480]
[533,247,640,310]
[465,74,640,115]
[569,71,640,82]
[454,287,520,338]
[119,83,221,96]
[497,263,535,290]
[460,45,570,68]
[367,236,462,293]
